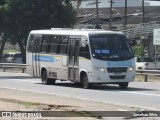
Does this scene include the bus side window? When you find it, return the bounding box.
[41,35,49,53]
[59,36,69,54]
[79,45,91,60]
[48,36,60,53]
[34,37,41,53]
[27,35,34,52]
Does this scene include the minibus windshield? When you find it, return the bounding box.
[90,34,134,61]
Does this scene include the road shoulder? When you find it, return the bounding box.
[0,88,140,119]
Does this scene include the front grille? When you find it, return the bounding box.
[109,75,126,79]
[107,67,127,73]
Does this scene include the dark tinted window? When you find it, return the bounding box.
[14,53,22,58]
[27,35,34,52]
[137,57,152,62]
[33,36,41,52]
[41,35,49,53]
[48,35,60,53]
[27,35,42,52]
[59,36,69,54]
[90,34,134,61]
[79,45,90,59]
[3,54,10,57]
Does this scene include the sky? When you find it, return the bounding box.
[72,0,160,8]
[145,0,160,6]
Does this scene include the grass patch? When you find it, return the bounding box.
[16,101,40,107]
[131,106,142,112]
[135,75,160,83]
[0,98,98,118]
[3,50,18,54]
[0,98,40,107]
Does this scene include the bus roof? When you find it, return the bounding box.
[29,28,124,36]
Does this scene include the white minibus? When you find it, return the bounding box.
[26,28,135,89]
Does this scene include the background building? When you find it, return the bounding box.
[74,1,160,57]
[72,0,150,8]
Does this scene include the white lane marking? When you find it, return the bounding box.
[1,79,40,83]
[120,91,160,97]
[117,109,128,111]
[15,80,40,83]
[13,79,40,83]
[133,81,160,85]
[0,86,159,111]
[2,79,160,97]
[2,79,72,84]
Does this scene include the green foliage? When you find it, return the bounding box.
[157,46,160,53]
[0,0,76,63]
[3,0,76,33]
[72,0,82,9]
[132,44,143,57]
[3,49,17,54]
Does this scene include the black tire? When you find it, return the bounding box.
[48,78,56,85]
[74,82,81,87]
[119,82,129,89]
[41,70,55,85]
[81,73,91,89]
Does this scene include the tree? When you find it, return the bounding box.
[71,0,82,9]
[0,0,9,61]
[124,0,127,25]
[142,0,145,23]
[0,0,76,63]
[76,0,82,9]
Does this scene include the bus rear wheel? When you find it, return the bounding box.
[119,82,128,89]
[41,70,55,85]
[81,73,91,89]
[74,82,81,87]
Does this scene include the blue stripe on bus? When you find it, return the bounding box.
[32,55,54,63]
[107,61,132,67]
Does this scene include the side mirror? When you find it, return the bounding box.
[129,40,136,47]
[81,40,87,47]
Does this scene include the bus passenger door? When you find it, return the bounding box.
[32,35,42,77]
[68,36,81,81]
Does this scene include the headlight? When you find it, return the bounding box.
[94,67,105,73]
[129,66,134,71]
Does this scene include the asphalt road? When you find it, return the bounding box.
[0,72,160,111]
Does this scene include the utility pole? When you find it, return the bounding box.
[96,0,99,26]
[142,0,145,23]
[109,0,113,30]
[124,0,127,26]
[95,0,101,29]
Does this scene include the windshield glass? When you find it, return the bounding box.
[90,34,134,61]
[137,57,152,62]
[14,53,22,58]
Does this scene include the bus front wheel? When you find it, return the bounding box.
[81,73,91,89]
[41,70,55,85]
[119,82,128,89]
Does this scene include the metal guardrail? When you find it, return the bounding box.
[136,69,160,82]
[0,63,159,82]
[0,63,26,73]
